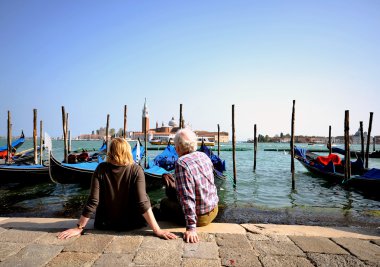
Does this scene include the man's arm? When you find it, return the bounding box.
[175,162,199,233]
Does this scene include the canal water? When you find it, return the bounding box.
[1,139,379,227]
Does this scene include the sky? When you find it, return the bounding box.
[0,0,379,141]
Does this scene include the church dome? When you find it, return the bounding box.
[168,117,177,127]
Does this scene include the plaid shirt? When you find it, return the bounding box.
[175,151,219,230]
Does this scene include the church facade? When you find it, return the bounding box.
[131,100,229,143]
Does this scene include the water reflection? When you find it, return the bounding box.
[0,183,55,215]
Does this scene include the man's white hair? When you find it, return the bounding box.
[174,128,197,153]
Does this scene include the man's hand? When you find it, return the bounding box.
[183,229,199,243]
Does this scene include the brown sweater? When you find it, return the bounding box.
[82,162,151,230]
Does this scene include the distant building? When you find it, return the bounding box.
[131,100,229,142]
[75,134,104,140]
[352,128,369,144]
[194,130,229,143]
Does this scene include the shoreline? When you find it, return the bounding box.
[1,217,379,266]
[2,204,380,230]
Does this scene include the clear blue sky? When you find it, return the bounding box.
[1,0,379,140]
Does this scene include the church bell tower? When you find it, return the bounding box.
[142,98,150,133]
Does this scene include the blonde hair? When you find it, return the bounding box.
[174,128,197,153]
[107,137,134,166]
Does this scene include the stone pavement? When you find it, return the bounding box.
[0,217,379,266]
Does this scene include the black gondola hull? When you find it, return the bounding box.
[49,153,93,186]
[0,165,50,184]
[295,154,380,192]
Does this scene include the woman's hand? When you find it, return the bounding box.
[57,228,83,239]
[154,229,178,240]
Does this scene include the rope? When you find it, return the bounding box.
[341,176,354,184]
[225,172,236,187]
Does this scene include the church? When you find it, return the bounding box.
[131,100,229,144]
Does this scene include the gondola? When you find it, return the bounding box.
[49,152,99,186]
[0,140,49,185]
[48,139,109,186]
[49,141,145,187]
[143,142,227,191]
[0,163,49,184]
[198,142,227,188]
[294,146,380,192]
[143,143,177,191]
[332,147,380,159]
[0,131,25,159]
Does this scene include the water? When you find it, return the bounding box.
[1,139,379,227]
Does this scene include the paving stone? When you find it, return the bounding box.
[267,234,292,242]
[0,242,25,261]
[290,236,349,254]
[0,243,63,267]
[183,241,219,259]
[133,247,182,266]
[34,232,80,246]
[219,247,261,267]
[371,239,380,246]
[93,253,134,266]
[0,229,47,243]
[104,235,143,254]
[197,232,216,242]
[45,252,100,267]
[307,252,368,267]
[140,235,184,250]
[260,255,314,267]
[246,232,270,241]
[0,227,6,235]
[63,233,114,253]
[216,233,251,248]
[251,240,305,256]
[332,237,380,264]
[182,258,221,267]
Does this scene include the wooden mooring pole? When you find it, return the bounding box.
[253,124,257,172]
[6,111,12,164]
[290,100,295,189]
[106,114,110,155]
[360,121,364,163]
[124,105,127,138]
[365,112,373,169]
[232,104,237,187]
[66,113,71,153]
[328,125,332,155]
[344,110,351,180]
[33,109,38,164]
[217,124,220,156]
[68,130,71,153]
[61,106,68,163]
[179,104,183,129]
[373,137,376,152]
[39,120,43,165]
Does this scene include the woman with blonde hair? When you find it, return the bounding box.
[58,137,177,240]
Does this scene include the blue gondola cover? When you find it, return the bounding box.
[198,143,226,173]
[153,144,178,171]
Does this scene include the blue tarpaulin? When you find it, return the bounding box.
[362,168,380,180]
[154,144,178,171]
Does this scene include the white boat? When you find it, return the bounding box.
[150,135,215,146]
[149,135,175,145]
[197,137,215,146]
